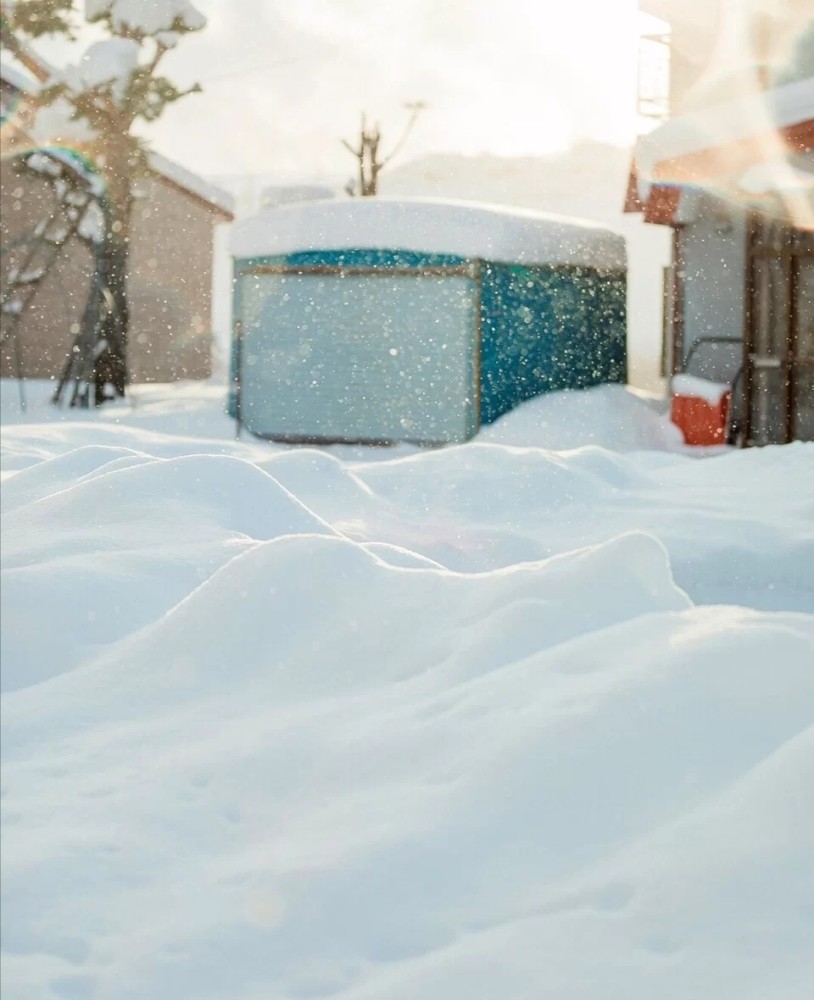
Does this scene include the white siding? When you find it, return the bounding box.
[679,212,746,381]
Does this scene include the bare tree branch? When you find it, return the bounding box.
[380,101,426,168]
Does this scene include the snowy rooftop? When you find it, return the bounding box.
[231,197,627,269]
[636,76,814,180]
[147,152,234,216]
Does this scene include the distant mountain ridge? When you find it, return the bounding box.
[381,142,634,225]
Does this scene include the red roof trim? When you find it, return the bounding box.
[642,185,682,225]
[652,118,814,185]
[623,158,644,214]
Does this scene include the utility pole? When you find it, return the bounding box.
[342,102,426,196]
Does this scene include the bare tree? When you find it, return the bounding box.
[342,102,426,197]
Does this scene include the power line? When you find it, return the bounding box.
[198,52,327,85]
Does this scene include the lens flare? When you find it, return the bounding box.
[635,0,814,229]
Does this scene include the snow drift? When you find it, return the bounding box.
[1,380,813,1000]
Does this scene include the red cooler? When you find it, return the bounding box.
[670,375,731,446]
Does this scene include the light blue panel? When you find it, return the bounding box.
[239,272,478,443]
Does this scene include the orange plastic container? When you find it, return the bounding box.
[671,390,731,445]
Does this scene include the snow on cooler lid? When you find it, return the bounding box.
[672,373,731,405]
[230,197,626,269]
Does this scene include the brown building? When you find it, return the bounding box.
[1,64,233,384]
[627,0,814,445]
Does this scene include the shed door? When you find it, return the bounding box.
[746,222,814,444]
[237,270,478,444]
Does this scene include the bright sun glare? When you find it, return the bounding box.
[144,0,647,175]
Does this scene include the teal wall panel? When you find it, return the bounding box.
[479,263,627,424]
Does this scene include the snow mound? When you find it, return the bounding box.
[3,453,333,567]
[0,444,151,514]
[8,529,689,718]
[256,448,380,517]
[3,577,812,998]
[0,455,338,691]
[359,440,628,513]
[478,384,684,452]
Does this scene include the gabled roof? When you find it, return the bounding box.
[142,152,233,217]
[636,77,814,180]
[0,58,233,218]
[625,77,814,222]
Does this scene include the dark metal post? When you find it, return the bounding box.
[472,260,484,437]
[671,227,685,375]
[787,229,799,444]
[742,213,755,447]
[234,318,244,440]
[12,331,27,411]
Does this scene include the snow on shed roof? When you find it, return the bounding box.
[231,197,626,269]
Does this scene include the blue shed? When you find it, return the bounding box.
[229,198,626,444]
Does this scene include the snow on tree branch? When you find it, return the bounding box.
[85,0,205,38]
[60,37,139,103]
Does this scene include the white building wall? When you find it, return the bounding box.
[678,206,746,382]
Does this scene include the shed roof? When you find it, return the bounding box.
[231,198,626,270]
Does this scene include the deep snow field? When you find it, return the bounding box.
[2,377,813,1000]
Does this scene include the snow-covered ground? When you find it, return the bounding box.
[2,378,813,1000]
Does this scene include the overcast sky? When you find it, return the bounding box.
[120,0,650,180]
